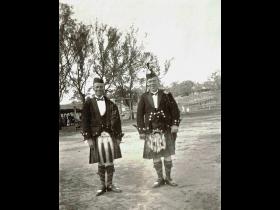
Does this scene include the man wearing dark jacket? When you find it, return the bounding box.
[82,78,123,196]
[137,68,180,188]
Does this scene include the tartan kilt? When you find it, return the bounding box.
[143,131,176,159]
[89,136,122,164]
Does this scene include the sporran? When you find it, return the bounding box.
[97,132,114,166]
[146,130,166,153]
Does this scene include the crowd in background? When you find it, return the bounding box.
[59,113,81,129]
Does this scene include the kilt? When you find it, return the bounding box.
[143,131,176,159]
[89,135,122,164]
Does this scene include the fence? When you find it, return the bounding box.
[177,90,221,113]
[117,90,221,119]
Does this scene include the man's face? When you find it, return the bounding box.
[93,83,105,97]
[147,77,159,92]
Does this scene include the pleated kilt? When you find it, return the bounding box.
[143,131,176,159]
[89,133,122,164]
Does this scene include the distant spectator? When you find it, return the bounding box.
[59,116,62,130]
[68,114,74,126]
[181,106,185,113]
[63,115,67,127]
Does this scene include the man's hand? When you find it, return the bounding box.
[171,125,179,133]
[82,132,91,140]
[86,139,94,148]
[139,133,146,140]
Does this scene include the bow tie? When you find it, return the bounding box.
[151,92,158,96]
[95,97,104,101]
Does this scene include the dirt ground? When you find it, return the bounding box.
[59,110,221,210]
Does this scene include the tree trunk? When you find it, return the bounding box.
[79,91,86,105]
[81,96,85,105]
[128,91,134,120]
[129,100,132,120]
[131,100,134,120]
[120,101,122,115]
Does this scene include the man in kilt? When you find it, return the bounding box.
[136,68,180,188]
[82,78,123,196]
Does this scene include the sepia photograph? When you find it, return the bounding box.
[59,0,221,209]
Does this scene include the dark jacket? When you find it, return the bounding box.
[82,96,123,140]
[136,89,180,134]
[81,96,123,164]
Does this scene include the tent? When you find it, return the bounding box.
[60,102,83,114]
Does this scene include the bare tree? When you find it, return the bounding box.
[68,23,93,104]
[111,26,146,119]
[91,22,122,93]
[123,27,146,119]
[59,3,77,102]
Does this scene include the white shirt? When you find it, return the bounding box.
[95,96,106,116]
[151,90,158,108]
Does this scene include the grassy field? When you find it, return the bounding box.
[59,109,221,210]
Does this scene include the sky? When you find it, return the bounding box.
[60,0,221,104]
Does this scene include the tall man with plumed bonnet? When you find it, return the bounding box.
[136,64,181,188]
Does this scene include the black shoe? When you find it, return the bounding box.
[152,179,165,188]
[107,184,122,193]
[165,178,178,186]
[96,186,106,196]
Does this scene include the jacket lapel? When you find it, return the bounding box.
[104,96,110,116]
[147,92,155,108]
[158,90,163,107]
[91,98,101,122]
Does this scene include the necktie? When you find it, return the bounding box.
[96,97,104,101]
